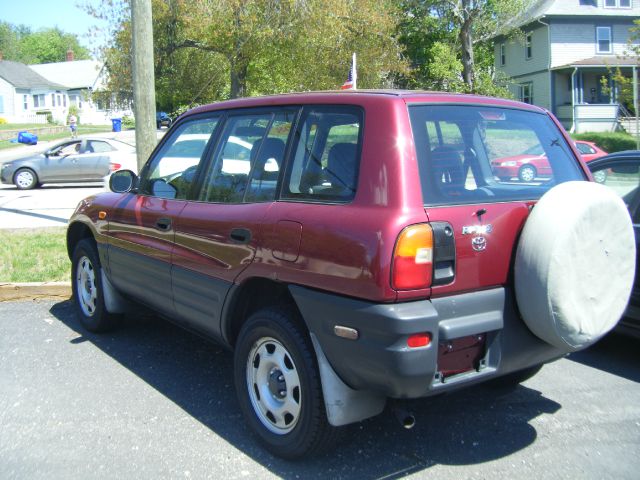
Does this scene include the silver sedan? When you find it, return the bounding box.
[0,138,136,190]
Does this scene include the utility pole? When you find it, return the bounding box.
[634,66,639,150]
[131,0,157,171]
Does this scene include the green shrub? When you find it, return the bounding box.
[122,115,135,129]
[572,131,638,153]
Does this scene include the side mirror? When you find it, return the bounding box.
[109,169,137,193]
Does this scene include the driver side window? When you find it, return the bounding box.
[140,116,220,199]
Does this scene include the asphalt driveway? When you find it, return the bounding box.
[1,299,639,479]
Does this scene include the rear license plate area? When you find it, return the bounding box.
[437,334,486,380]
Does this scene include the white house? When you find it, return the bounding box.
[494,0,640,133]
[0,58,69,124]
[31,56,113,125]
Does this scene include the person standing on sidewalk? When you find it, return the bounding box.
[68,114,78,138]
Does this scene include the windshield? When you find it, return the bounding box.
[408,105,586,205]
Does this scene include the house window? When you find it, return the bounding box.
[500,43,506,66]
[51,93,56,107]
[23,95,28,110]
[605,0,631,7]
[63,95,67,107]
[597,26,612,54]
[520,83,533,104]
[525,33,532,59]
[33,94,45,108]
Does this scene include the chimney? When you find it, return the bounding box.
[66,50,74,62]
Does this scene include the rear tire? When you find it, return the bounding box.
[233,306,340,459]
[518,164,537,182]
[14,168,38,190]
[71,238,120,333]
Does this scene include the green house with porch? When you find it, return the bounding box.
[494,0,640,133]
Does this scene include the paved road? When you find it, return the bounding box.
[0,183,105,229]
[1,299,639,479]
[0,130,166,229]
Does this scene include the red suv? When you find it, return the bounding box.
[67,91,635,459]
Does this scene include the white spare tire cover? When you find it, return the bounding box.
[515,181,635,352]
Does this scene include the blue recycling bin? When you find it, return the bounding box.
[111,118,122,132]
[17,131,38,145]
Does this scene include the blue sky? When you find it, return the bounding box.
[1,0,108,50]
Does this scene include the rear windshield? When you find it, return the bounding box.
[408,105,585,205]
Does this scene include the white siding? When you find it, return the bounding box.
[0,77,15,118]
[496,24,550,78]
[506,71,553,110]
[550,19,637,68]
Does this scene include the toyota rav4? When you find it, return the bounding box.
[67,91,635,459]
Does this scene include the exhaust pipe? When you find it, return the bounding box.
[391,404,416,430]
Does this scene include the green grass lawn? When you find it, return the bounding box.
[0,125,113,151]
[0,123,47,131]
[0,228,70,282]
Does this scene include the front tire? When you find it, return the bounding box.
[14,168,38,190]
[71,238,119,333]
[233,307,339,459]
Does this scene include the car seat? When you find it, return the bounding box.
[430,146,466,197]
[324,143,357,198]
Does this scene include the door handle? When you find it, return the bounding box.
[156,217,172,231]
[230,228,252,244]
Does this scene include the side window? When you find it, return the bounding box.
[591,162,640,223]
[201,113,272,203]
[140,116,219,200]
[576,142,595,155]
[58,142,81,156]
[283,107,362,202]
[245,111,295,202]
[86,140,114,153]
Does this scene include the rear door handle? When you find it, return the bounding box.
[230,228,252,244]
[156,217,172,231]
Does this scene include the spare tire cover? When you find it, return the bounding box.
[515,181,635,352]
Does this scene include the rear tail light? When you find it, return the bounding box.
[392,224,434,290]
[407,333,431,348]
[110,162,122,172]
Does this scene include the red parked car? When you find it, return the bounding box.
[491,140,608,183]
[67,91,634,458]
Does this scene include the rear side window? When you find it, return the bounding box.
[282,106,362,202]
[201,110,294,203]
[409,105,585,205]
[86,140,114,153]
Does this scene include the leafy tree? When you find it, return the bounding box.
[398,0,530,96]
[88,0,408,110]
[181,0,407,98]
[0,21,21,60]
[19,27,91,63]
[0,23,90,64]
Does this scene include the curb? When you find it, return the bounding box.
[0,282,72,302]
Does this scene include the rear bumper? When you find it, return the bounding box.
[290,285,565,399]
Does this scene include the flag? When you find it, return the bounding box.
[341,53,357,90]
